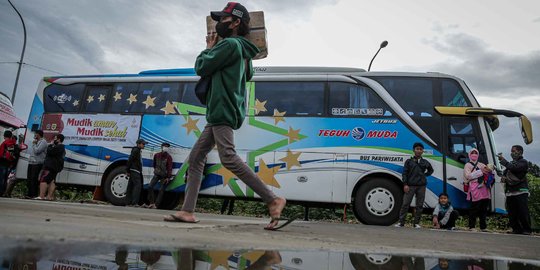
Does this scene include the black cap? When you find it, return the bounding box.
[211,2,250,22]
[161,142,171,147]
[136,139,147,145]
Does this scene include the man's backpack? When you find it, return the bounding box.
[1,144,19,162]
[154,155,168,178]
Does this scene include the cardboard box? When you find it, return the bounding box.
[206,11,267,60]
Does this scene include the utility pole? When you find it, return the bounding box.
[7,0,27,104]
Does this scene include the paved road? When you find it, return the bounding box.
[1,198,539,262]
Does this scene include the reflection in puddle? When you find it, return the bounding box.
[2,247,540,270]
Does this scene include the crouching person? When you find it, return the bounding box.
[145,142,173,209]
[433,193,459,230]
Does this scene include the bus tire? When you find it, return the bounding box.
[348,253,400,269]
[103,166,130,206]
[353,178,402,226]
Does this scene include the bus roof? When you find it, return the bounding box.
[46,67,458,80]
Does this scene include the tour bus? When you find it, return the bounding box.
[16,67,533,225]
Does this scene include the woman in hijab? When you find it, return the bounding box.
[463,148,492,231]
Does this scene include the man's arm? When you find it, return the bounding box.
[166,155,173,178]
[402,159,410,185]
[500,159,528,174]
[126,148,135,173]
[425,160,434,177]
[195,39,237,77]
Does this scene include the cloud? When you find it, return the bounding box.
[534,17,540,23]
[493,115,540,165]
[424,33,540,98]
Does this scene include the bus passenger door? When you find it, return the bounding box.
[443,117,487,210]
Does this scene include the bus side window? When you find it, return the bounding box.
[83,86,111,113]
[328,82,393,117]
[180,82,206,113]
[43,84,85,113]
[110,83,140,114]
[447,118,486,164]
[138,82,181,114]
[254,82,325,117]
[442,79,469,107]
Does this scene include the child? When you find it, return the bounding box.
[477,163,495,188]
[432,193,459,230]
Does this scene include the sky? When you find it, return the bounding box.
[1,0,539,163]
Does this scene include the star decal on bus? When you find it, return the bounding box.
[215,166,237,186]
[182,116,200,135]
[256,159,281,188]
[113,92,122,102]
[207,250,232,270]
[286,127,301,144]
[142,95,156,109]
[98,94,106,102]
[273,109,286,125]
[127,93,137,104]
[253,98,267,114]
[86,95,94,103]
[161,101,177,115]
[72,100,79,107]
[279,149,302,170]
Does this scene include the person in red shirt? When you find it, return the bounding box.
[0,130,18,196]
[146,142,173,209]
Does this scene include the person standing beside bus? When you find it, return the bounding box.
[27,130,47,198]
[499,145,531,235]
[146,142,173,209]
[463,148,491,231]
[396,142,434,228]
[0,130,18,196]
[37,134,65,200]
[126,139,146,207]
[165,2,288,230]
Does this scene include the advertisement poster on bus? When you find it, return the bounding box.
[42,114,141,147]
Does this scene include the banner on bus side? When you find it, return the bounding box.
[42,114,142,147]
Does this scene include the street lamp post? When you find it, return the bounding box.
[7,0,27,104]
[368,40,388,71]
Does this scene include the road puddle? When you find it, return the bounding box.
[2,246,540,270]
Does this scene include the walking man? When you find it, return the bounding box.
[146,142,173,209]
[27,130,47,198]
[165,2,288,230]
[396,142,434,228]
[126,139,145,206]
[499,145,531,235]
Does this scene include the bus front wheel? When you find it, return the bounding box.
[104,166,130,206]
[353,178,402,226]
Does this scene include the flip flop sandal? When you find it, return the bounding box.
[264,216,297,231]
[163,214,200,223]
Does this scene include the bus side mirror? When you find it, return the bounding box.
[519,116,533,145]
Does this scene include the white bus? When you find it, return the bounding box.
[16,67,533,225]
